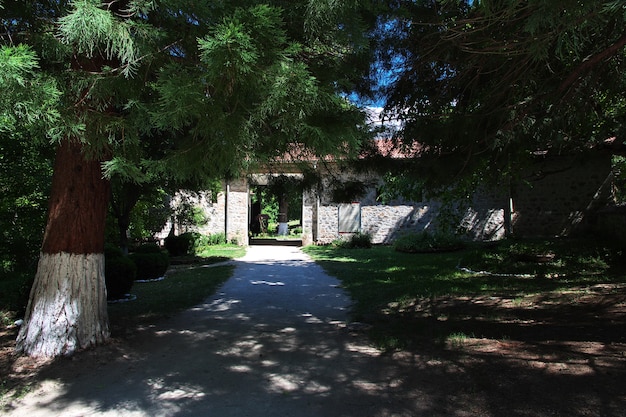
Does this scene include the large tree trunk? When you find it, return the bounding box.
[16,140,111,357]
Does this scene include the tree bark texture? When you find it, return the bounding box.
[16,140,111,357]
[16,253,109,357]
[41,141,110,254]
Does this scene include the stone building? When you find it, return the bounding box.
[160,146,615,246]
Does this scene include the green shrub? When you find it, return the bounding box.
[165,232,232,257]
[196,232,225,246]
[206,233,227,246]
[194,233,228,254]
[290,226,303,236]
[105,255,137,300]
[133,242,163,254]
[333,232,372,249]
[394,231,464,253]
[129,251,170,281]
[351,232,373,248]
[105,243,124,259]
[165,232,197,256]
[0,271,34,315]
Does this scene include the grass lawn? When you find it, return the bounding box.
[108,244,245,333]
[107,264,235,332]
[304,238,626,350]
[195,244,246,260]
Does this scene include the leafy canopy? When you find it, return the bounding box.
[2,0,376,185]
[375,0,626,186]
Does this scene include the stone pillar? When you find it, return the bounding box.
[225,178,249,246]
[302,189,316,245]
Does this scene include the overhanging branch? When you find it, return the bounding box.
[558,31,626,98]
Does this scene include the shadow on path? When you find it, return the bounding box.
[4,246,626,417]
[3,247,415,416]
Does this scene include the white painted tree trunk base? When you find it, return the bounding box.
[16,252,110,357]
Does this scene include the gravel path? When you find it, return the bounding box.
[2,246,426,417]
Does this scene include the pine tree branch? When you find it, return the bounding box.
[558,31,626,98]
[78,38,182,77]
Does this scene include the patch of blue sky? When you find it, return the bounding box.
[346,53,405,108]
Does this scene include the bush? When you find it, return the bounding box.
[194,233,228,255]
[105,255,137,300]
[333,232,372,249]
[394,231,464,253]
[0,271,34,316]
[166,232,230,257]
[105,243,124,259]
[290,226,303,236]
[193,234,209,249]
[164,232,197,256]
[206,233,227,246]
[133,242,163,254]
[129,248,170,281]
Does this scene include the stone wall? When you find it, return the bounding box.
[158,152,614,246]
[199,192,225,237]
[317,205,340,243]
[315,200,506,245]
[510,153,613,237]
[225,179,249,245]
[312,152,613,244]
[460,186,509,240]
[311,167,510,244]
[459,207,506,241]
[155,179,249,246]
[361,205,433,244]
[301,189,316,246]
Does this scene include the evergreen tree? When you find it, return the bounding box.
[2,0,375,357]
[375,0,626,186]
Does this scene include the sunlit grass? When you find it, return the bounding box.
[304,246,465,318]
[446,332,472,348]
[196,244,246,259]
[109,245,245,332]
[304,240,626,350]
[108,264,235,332]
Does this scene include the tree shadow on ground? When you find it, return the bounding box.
[2,258,625,417]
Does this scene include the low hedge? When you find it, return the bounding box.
[394,231,465,253]
[332,232,372,249]
[129,245,170,281]
[105,255,137,300]
[164,232,197,257]
[133,242,163,254]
